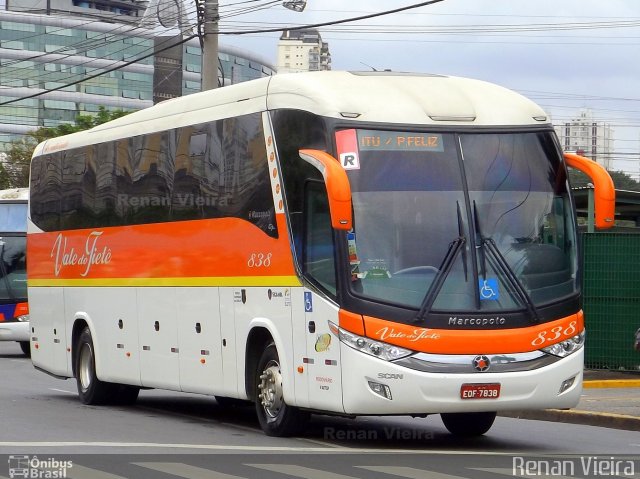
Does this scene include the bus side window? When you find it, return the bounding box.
[303,180,337,296]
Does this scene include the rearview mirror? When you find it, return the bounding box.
[564,152,615,229]
[298,149,352,230]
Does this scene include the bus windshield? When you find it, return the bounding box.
[0,236,27,301]
[0,202,27,302]
[340,129,577,314]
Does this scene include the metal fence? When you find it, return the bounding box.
[582,232,640,371]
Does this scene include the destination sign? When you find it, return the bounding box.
[357,130,444,152]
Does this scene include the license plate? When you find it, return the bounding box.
[460,383,501,400]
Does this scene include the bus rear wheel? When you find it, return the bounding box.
[441,411,497,437]
[75,327,115,405]
[255,343,308,437]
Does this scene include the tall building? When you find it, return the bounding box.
[277,29,331,73]
[0,0,276,150]
[554,109,614,170]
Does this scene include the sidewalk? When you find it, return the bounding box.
[500,370,640,431]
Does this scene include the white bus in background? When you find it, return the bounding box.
[0,188,29,356]
[27,71,614,437]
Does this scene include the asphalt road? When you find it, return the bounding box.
[1,341,639,479]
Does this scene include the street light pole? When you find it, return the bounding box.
[201,0,219,90]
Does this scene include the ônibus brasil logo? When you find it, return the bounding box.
[8,455,72,479]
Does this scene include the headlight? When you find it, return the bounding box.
[16,314,29,322]
[328,321,414,361]
[541,330,585,358]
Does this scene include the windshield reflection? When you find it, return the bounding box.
[342,129,577,315]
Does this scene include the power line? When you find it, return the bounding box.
[217,0,447,35]
[1,1,449,106]
[1,8,200,92]
[0,34,198,107]
[0,3,199,72]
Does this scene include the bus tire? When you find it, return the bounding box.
[441,411,497,437]
[75,327,114,405]
[255,342,308,437]
[19,341,31,357]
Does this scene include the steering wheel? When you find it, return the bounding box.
[394,266,439,275]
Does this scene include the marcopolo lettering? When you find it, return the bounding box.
[448,316,506,326]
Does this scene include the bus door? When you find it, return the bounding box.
[303,289,343,412]
[301,181,344,412]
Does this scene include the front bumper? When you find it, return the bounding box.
[340,343,583,415]
[0,321,30,342]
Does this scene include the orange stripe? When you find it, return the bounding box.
[338,309,365,336]
[27,215,296,281]
[362,310,584,355]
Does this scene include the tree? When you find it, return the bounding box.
[0,107,131,188]
[606,170,640,192]
[568,168,640,192]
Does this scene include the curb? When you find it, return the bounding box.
[583,380,640,389]
[499,409,640,432]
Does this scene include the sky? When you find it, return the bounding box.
[195,0,639,178]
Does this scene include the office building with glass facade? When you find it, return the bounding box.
[0,1,276,150]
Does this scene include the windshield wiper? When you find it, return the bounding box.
[456,201,468,282]
[414,235,465,324]
[472,202,540,323]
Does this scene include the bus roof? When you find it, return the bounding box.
[0,188,28,201]
[33,71,549,156]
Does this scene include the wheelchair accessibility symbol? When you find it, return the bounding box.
[478,278,499,301]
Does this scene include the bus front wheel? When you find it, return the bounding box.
[441,411,497,437]
[255,342,308,436]
[75,327,114,405]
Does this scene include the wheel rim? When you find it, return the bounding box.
[257,359,284,419]
[78,343,94,392]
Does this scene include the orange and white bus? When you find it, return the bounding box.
[27,71,615,437]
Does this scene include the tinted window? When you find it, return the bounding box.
[0,236,27,301]
[30,114,277,237]
[304,181,336,295]
[0,203,27,232]
[272,110,328,264]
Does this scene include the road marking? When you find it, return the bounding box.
[0,442,538,455]
[135,462,245,479]
[473,467,577,479]
[583,379,640,389]
[248,464,354,479]
[295,437,349,449]
[358,466,467,479]
[66,464,128,479]
[49,388,75,394]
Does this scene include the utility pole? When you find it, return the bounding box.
[198,0,306,91]
[201,0,219,90]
